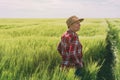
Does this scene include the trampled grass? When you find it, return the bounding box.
[0,18,119,80]
[106,19,120,80]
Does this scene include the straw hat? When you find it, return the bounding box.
[66,16,84,28]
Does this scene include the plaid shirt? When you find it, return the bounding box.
[57,29,83,68]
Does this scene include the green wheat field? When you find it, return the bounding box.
[0,18,120,80]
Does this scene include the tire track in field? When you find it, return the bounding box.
[97,19,115,80]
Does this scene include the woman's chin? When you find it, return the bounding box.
[77,28,80,31]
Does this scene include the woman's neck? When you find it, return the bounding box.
[69,28,76,33]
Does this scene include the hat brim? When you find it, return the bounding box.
[72,18,84,24]
[78,18,84,22]
[68,18,84,27]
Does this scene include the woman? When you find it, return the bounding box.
[57,15,84,76]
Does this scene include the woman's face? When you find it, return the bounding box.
[70,21,81,32]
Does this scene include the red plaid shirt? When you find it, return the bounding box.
[57,29,83,68]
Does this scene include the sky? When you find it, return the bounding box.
[0,0,120,18]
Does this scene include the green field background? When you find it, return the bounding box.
[0,18,120,80]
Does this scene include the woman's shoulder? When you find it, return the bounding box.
[62,31,74,38]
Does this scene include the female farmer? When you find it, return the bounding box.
[57,16,84,74]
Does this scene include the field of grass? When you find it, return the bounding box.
[0,18,119,80]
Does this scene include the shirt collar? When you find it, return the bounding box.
[67,29,76,34]
[68,29,74,32]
